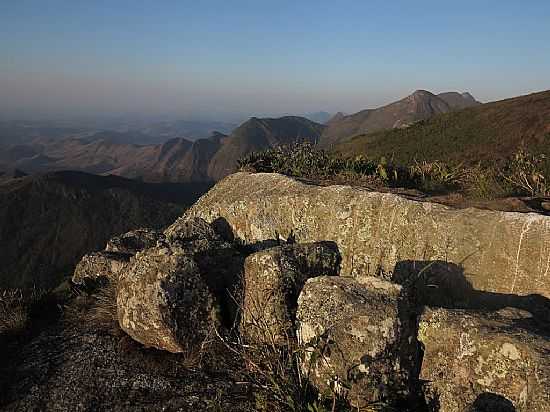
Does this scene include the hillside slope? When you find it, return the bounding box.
[335,90,550,166]
[0,171,211,289]
[320,90,479,147]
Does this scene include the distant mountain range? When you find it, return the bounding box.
[319,90,481,147]
[0,90,487,183]
[0,119,238,147]
[0,116,323,182]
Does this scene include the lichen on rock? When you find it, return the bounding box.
[296,275,419,408]
[418,307,550,412]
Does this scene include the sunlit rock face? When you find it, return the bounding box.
[186,172,550,300]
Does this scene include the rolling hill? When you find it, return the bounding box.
[320,90,480,147]
[335,90,550,166]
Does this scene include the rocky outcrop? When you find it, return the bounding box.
[116,246,214,353]
[185,172,550,299]
[72,251,130,285]
[73,218,245,353]
[296,276,418,408]
[240,242,340,343]
[65,172,550,410]
[418,307,550,412]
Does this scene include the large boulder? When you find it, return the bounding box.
[72,251,130,285]
[240,242,340,343]
[418,307,550,412]
[296,276,419,408]
[105,228,163,254]
[116,246,214,353]
[185,172,550,299]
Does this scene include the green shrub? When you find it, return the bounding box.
[408,160,466,192]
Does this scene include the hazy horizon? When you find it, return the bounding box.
[2,1,549,122]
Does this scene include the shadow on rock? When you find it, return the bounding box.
[392,259,550,333]
[467,392,516,412]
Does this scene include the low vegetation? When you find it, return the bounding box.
[239,142,550,200]
[0,288,50,336]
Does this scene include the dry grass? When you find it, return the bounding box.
[213,292,358,412]
[64,281,123,338]
[0,288,48,336]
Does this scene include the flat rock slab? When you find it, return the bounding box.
[418,307,550,412]
[186,172,550,298]
[240,242,340,343]
[296,276,418,408]
[116,246,214,353]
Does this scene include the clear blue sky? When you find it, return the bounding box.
[1,0,549,121]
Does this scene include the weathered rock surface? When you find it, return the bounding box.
[185,172,550,299]
[418,307,550,412]
[164,217,218,242]
[296,276,418,408]
[105,228,164,254]
[240,242,340,343]
[116,246,214,353]
[72,251,130,285]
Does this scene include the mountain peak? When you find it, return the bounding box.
[410,89,436,98]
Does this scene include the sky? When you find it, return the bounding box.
[1,0,550,121]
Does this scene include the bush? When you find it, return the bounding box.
[408,160,466,193]
[499,149,549,197]
[458,164,506,200]
[238,142,410,189]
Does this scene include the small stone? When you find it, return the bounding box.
[164,217,218,242]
